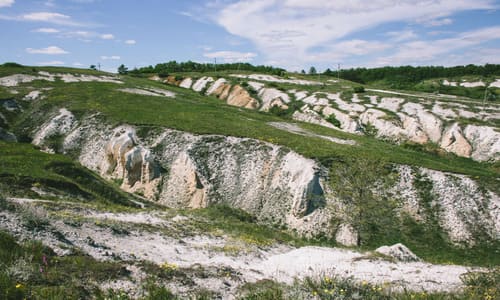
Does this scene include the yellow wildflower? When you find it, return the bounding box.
[15,283,23,289]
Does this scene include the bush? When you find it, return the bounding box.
[325,115,341,127]
[353,86,365,93]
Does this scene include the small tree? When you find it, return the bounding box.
[89,65,97,70]
[329,158,396,246]
[117,64,128,75]
[309,66,317,75]
[301,69,306,74]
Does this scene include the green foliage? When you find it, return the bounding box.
[353,85,365,93]
[329,158,396,246]
[309,66,317,75]
[0,230,129,299]
[268,105,288,117]
[460,268,499,300]
[142,60,285,76]
[305,275,389,300]
[238,280,284,300]
[325,115,341,127]
[0,141,137,207]
[117,64,128,75]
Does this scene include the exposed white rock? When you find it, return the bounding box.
[398,113,429,144]
[248,81,264,91]
[230,74,322,85]
[118,88,175,98]
[179,78,193,89]
[302,94,329,106]
[351,93,362,103]
[458,109,480,119]
[259,88,290,111]
[330,95,366,113]
[489,79,500,88]
[102,127,161,198]
[0,74,46,86]
[378,97,404,112]
[192,76,214,92]
[421,169,500,243]
[59,73,123,84]
[268,122,356,145]
[460,81,485,88]
[375,243,420,262]
[292,106,336,129]
[442,80,457,87]
[206,78,227,95]
[440,123,472,158]
[402,102,443,143]
[359,109,405,139]
[32,108,76,147]
[464,125,500,162]
[163,151,207,208]
[322,106,360,133]
[432,103,457,119]
[292,90,308,100]
[23,90,42,101]
[335,223,358,246]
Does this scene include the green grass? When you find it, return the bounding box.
[5,66,492,180]
[0,229,130,300]
[0,141,138,207]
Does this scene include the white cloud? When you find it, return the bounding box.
[37,60,64,65]
[125,39,136,45]
[386,29,418,42]
[210,0,496,68]
[376,26,500,66]
[0,11,86,26]
[100,55,120,60]
[73,62,84,66]
[427,18,453,27]
[26,46,69,55]
[203,51,257,62]
[0,0,14,8]
[33,27,60,33]
[100,33,114,40]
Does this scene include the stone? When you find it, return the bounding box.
[375,243,420,262]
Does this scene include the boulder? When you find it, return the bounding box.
[375,243,420,262]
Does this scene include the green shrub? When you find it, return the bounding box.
[325,115,341,127]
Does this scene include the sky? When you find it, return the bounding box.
[1,0,500,72]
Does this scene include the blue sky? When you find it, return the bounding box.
[1,0,500,72]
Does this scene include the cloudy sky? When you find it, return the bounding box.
[1,0,499,72]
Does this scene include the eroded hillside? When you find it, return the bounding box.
[0,64,499,299]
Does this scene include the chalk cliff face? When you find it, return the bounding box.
[32,109,500,245]
[165,75,500,162]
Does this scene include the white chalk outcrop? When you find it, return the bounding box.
[48,113,331,237]
[32,108,77,149]
[30,110,499,245]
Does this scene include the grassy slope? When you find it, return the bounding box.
[0,141,137,208]
[5,66,494,181]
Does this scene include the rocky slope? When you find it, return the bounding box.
[31,108,500,246]
[161,74,500,162]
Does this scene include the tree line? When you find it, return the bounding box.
[324,64,500,86]
[120,60,286,76]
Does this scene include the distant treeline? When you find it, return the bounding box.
[129,60,286,76]
[324,64,500,86]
